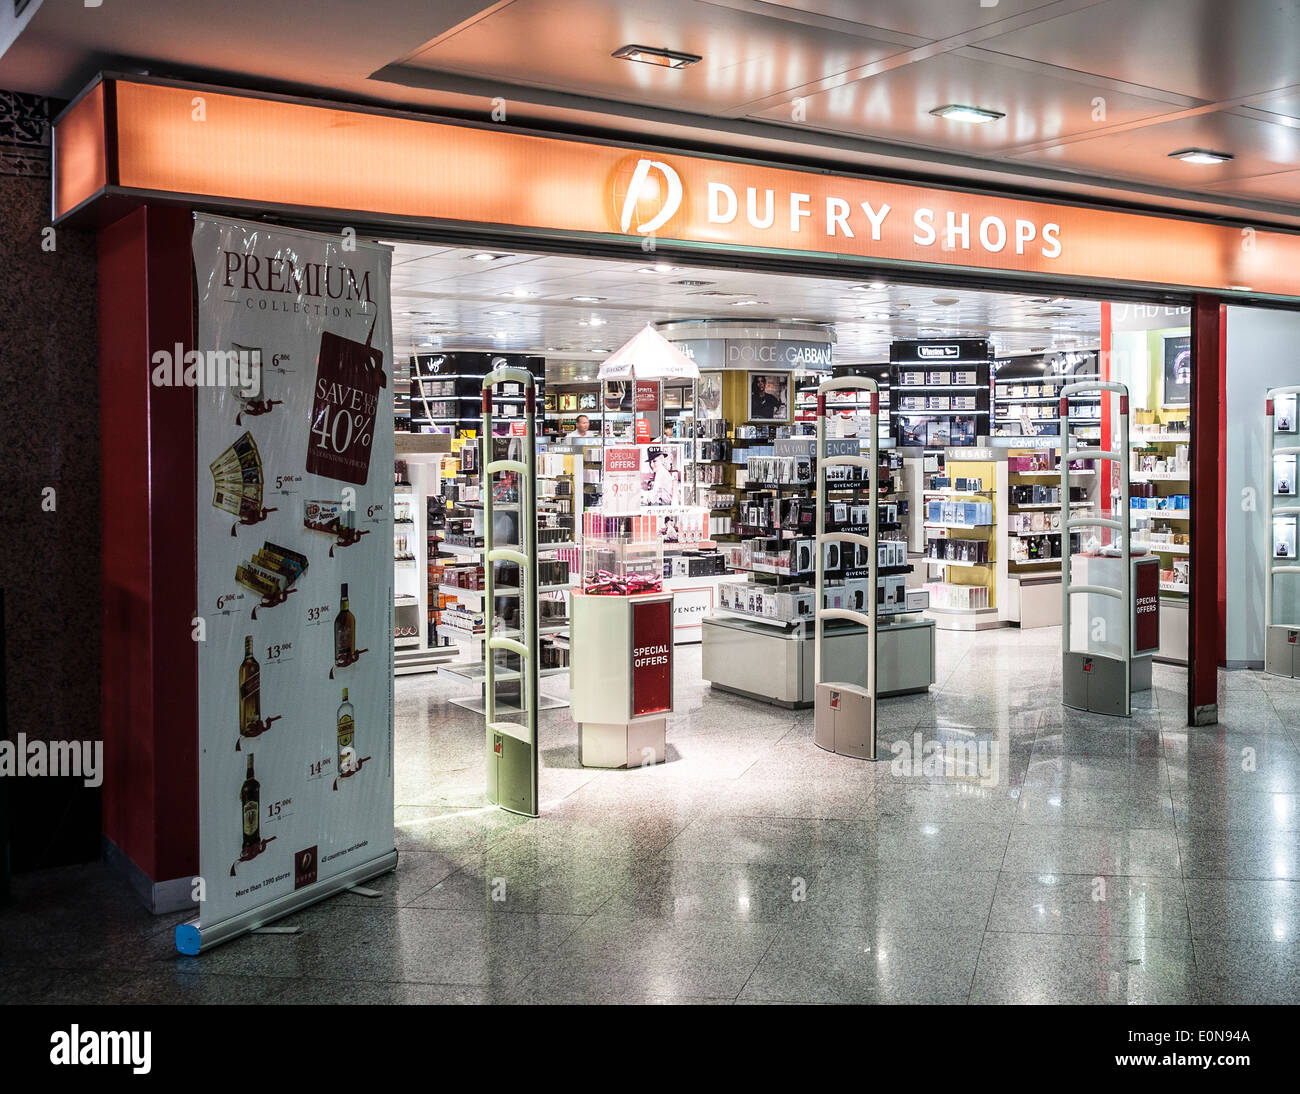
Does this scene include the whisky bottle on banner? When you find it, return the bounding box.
[241,754,260,849]
[337,688,355,776]
[334,582,355,666]
[238,636,260,736]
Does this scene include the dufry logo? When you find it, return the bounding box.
[616,157,683,234]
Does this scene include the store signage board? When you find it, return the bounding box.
[1133,556,1161,656]
[631,598,673,717]
[53,76,1300,299]
[635,381,660,412]
[184,215,395,953]
[603,445,641,514]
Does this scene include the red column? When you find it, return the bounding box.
[1188,296,1224,726]
[98,203,199,904]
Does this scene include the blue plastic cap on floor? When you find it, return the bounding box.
[175,923,201,956]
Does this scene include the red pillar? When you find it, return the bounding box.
[98,203,200,908]
[1188,295,1225,726]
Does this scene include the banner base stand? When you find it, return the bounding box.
[175,849,397,956]
[346,884,382,898]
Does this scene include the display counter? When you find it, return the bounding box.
[701,613,935,708]
[570,590,674,767]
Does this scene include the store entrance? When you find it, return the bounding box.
[381,240,1197,815]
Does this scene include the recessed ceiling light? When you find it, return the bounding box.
[502,288,537,298]
[486,310,513,316]
[730,300,765,307]
[639,264,682,274]
[930,104,1006,125]
[932,296,959,306]
[1169,148,1233,165]
[612,44,702,69]
[672,279,714,287]
[469,252,509,262]
[570,296,606,303]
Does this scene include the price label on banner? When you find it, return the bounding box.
[306,326,387,485]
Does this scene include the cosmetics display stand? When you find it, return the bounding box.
[813,376,880,759]
[1265,387,1300,677]
[479,367,542,817]
[1061,382,1153,717]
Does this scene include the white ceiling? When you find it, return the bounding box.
[387,239,1102,378]
[5,0,1300,227]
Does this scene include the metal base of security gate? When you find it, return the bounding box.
[1265,625,1300,678]
[1062,652,1152,716]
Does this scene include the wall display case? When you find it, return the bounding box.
[392,436,458,676]
[1267,386,1300,677]
[992,351,1100,442]
[890,339,992,450]
[408,352,544,435]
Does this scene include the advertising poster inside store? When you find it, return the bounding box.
[190,214,395,937]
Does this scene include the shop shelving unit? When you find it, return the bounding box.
[393,434,458,676]
[992,352,1101,443]
[1127,417,1193,664]
[1266,387,1300,677]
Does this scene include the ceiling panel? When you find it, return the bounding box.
[400,0,908,113]
[1198,168,1300,203]
[749,48,1180,153]
[1009,109,1300,190]
[979,0,1300,103]
[748,0,1072,40]
[386,240,1102,364]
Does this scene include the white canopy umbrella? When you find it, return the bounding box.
[596,323,700,381]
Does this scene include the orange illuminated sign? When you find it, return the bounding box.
[53,75,1300,298]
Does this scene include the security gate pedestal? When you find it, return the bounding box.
[1063,652,1130,718]
[486,721,535,815]
[1265,627,1299,678]
[813,683,874,759]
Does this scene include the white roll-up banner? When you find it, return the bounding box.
[181,215,395,951]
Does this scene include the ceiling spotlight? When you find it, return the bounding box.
[469,252,509,262]
[1169,148,1233,165]
[570,296,606,303]
[613,44,702,70]
[930,104,1006,125]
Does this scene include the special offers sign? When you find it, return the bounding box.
[54,76,1300,297]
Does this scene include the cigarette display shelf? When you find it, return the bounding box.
[1127,413,1194,663]
[392,439,461,676]
[991,350,1100,441]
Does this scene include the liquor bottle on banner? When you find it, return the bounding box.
[241,754,260,849]
[238,636,260,736]
[337,688,355,776]
[334,582,355,666]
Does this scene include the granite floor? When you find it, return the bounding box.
[4,626,1300,1004]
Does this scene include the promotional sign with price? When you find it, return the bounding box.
[188,215,396,948]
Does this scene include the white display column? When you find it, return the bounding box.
[570,591,674,768]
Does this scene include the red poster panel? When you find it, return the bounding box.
[635,381,661,412]
[631,598,673,716]
[1133,557,1161,656]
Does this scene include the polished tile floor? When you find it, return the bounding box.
[4,626,1300,1004]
